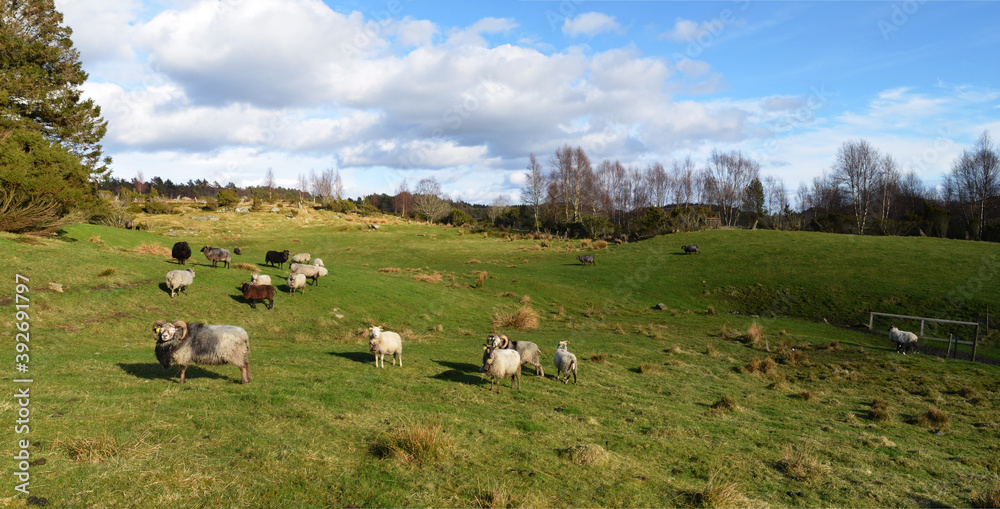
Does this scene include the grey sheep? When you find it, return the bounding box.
[681,244,700,254]
[239,282,275,310]
[889,326,919,354]
[290,262,328,286]
[286,273,307,296]
[577,254,595,265]
[200,246,231,268]
[153,320,251,384]
[490,333,544,377]
[554,341,578,385]
[290,253,311,264]
[368,326,402,368]
[165,268,195,298]
[250,273,271,286]
[480,346,521,394]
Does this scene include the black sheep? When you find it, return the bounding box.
[264,249,290,269]
[172,241,192,265]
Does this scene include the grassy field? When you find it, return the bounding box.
[1,205,999,508]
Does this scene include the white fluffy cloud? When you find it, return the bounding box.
[562,12,623,37]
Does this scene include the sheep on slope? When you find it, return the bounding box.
[250,273,271,286]
[265,249,290,269]
[286,273,306,296]
[290,253,311,264]
[681,244,700,254]
[489,333,544,377]
[153,320,251,384]
[200,246,231,268]
[554,341,578,385]
[368,326,402,368]
[312,258,324,267]
[290,262,328,286]
[480,346,521,394]
[165,269,195,298]
[172,241,192,265]
[889,326,919,354]
[239,283,275,310]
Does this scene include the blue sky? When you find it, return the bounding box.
[56,0,1000,205]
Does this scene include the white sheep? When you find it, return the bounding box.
[368,326,402,368]
[312,258,324,267]
[554,341,578,385]
[250,273,271,286]
[165,268,195,298]
[290,262,328,286]
[286,273,307,296]
[291,253,311,264]
[490,333,544,377]
[889,326,919,354]
[480,346,521,394]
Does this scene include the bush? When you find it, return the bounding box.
[580,215,614,239]
[449,208,474,226]
[216,189,239,208]
[142,200,174,214]
[202,197,218,211]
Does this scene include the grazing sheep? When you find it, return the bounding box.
[889,326,919,354]
[554,341,578,385]
[682,244,700,254]
[152,320,251,384]
[239,282,275,310]
[250,273,271,286]
[577,254,595,266]
[290,262,328,286]
[172,241,192,265]
[200,246,231,268]
[233,247,242,256]
[165,269,195,298]
[264,249,290,269]
[124,220,135,230]
[490,333,544,377]
[286,273,306,296]
[480,346,521,394]
[290,253,311,264]
[368,326,402,368]
[312,258,324,267]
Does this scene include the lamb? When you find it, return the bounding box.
[290,262,328,286]
[368,326,402,368]
[172,241,192,265]
[290,253,311,264]
[682,244,700,254]
[577,255,595,265]
[480,346,521,394]
[286,273,307,296]
[165,268,195,298]
[200,246,231,268]
[153,320,251,384]
[250,273,271,286]
[554,341,578,385]
[490,333,544,377]
[312,258,324,267]
[239,282,275,310]
[889,326,919,354]
[265,249,290,269]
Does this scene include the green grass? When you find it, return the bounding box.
[1,207,999,507]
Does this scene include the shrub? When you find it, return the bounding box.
[142,200,174,214]
[202,197,219,211]
[216,189,239,208]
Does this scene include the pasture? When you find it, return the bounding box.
[1,206,999,507]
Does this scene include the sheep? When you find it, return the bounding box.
[124,220,135,230]
[312,258,324,267]
[368,326,402,368]
[682,244,700,254]
[233,247,242,255]
[577,254,595,265]
[165,268,195,298]
[250,273,271,286]
[152,320,251,384]
[286,273,307,296]
[172,241,192,265]
[889,326,919,354]
[480,346,521,394]
[489,333,544,377]
[554,341,578,385]
[239,282,275,310]
[290,262,328,286]
[290,253,311,264]
[200,246,231,268]
[265,249,290,269]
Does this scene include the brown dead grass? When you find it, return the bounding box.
[378,267,402,273]
[131,242,171,256]
[413,272,443,284]
[491,305,539,330]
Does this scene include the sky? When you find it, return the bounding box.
[55,0,1000,205]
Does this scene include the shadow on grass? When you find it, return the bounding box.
[329,351,374,364]
[432,360,487,385]
[117,363,233,383]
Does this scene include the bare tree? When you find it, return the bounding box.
[832,139,883,235]
[875,156,901,228]
[672,156,696,207]
[944,130,1000,240]
[297,173,309,202]
[332,170,344,200]
[764,175,788,229]
[264,167,276,201]
[394,178,413,216]
[706,150,759,226]
[646,162,669,208]
[310,168,336,203]
[133,170,146,195]
[413,177,450,222]
[487,194,510,226]
[520,154,546,232]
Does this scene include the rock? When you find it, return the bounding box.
[48,282,63,293]
[235,206,250,214]
[655,303,667,310]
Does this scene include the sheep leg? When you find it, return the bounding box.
[513,372,520,391]
[240,364,251,384]
[179,365,188,384]
[266,298,273,310]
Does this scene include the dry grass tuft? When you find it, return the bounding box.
[745,321,764,344]
[491,305,539,330]
[232,262,258,271]
[559,444,608,465]
[917,406,949,427]
[639,363,663,374]
[870,397,893,423]
[710,395,739,414]
[972,476,1000,509]
[959,386,982,399]
[60,432,155,463]
[413,272,443,284]
[720,324,742,340]
[475,271,487,288]
[519,295,532,304]
[857,433,896,448]
[580,238,591,248]
[98,267,116,277]
[706,305,717,316]
[590,353,607,364]
[683,470,747,509]
[669,345,683,354]
[776,446,831,482]
[827,340,841,351]
[613,323,625,334]
[496,291,517,298]
[584,304,600,317]
[592,239,608,250]
[705,344,717,356]
[371,421,449,464]
[797,390,818,402]
[378,267,402,273]
[467,259,481,264]
[745,356,778,375]
[89,235,103,244]
[131,242,171,256]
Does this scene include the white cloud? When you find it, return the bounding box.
[562,12,623,37]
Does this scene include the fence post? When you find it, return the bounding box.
[973,325,980,363]
[946,335,953,359]
[869,312,874,330]
[920,319,925,337]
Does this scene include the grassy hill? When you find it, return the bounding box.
[2,208,999,507]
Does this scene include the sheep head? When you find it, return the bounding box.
[154,320,188,342]
[369,326,382,340]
